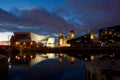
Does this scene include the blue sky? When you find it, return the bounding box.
[0,0,120,41]
[0,0,66,11]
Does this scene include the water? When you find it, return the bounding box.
[8,52,120,80]
[8,53,85,80]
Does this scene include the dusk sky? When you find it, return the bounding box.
[0,0,120,41]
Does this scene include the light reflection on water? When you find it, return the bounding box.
[30,53,57,65]
[9,53,85,80]
[8,52,120,80]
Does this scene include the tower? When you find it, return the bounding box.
[69,30,75,39]
[89,30,94,40]
[58,31,63,46]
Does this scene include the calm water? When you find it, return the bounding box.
[9,52,120,80]
[8,53,85,80]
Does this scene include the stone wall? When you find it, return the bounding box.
[0,55,8,80]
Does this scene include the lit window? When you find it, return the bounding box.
[105,31,107,34]
[23,42,26,45]
[114,33,116,36]
[30,42,33,45]
[109,31,112,34]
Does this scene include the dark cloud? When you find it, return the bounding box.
[0,8,77,37]
[0,0,120,38]
[56,0,120,33]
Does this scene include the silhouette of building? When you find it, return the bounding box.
[58,30,75,47]
[99,25,120,45]
[67,30,94,47]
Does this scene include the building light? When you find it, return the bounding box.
[105,31,107,34]
[23,55,26,58]
[91,55,95,61]
[30,42,33,45]
[109,31,112,34]
[114,33,116,36]
[15,55,18,59]
[90,34,94,40]
[15,41,20,45]
[30,55,33,59]
[23,42,26,45]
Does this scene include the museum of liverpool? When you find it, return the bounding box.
[10,32,55,48]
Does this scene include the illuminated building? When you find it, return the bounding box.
[67,30,94,47]
[10,32,49,47]
[99,25,120,45]
[58,30,75,47]
[46,38,55,47]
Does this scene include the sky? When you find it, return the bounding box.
[0,0,120,41]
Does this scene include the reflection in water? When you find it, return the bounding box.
[30,54,47,65]
[83,53,120,80]
[9,52,120,80]
[47,53,55,59]
[58,53,76,64]
[9,53,85,80]
[10,53,57,66]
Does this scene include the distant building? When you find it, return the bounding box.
[46,38,55,47]
[99,25,120,45]
[10,32,55,47]
[58,30,75,47]
[67,30,94,47]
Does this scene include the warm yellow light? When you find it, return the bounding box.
[30,42,33,45]
[23,55,26,58]
[91,55,95,61]
[90,34,94,40]
[17,57,20,60]
[70,57,75,64]
[23,42,26,45]
[15,42,20,45]
[30,55,33,59]
[15,55,18,59]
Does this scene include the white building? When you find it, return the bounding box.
[11,32,55,47]
[46,38,55,47]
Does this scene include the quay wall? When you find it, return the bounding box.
[0,55,8,80]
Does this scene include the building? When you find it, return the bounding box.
[99,25,120,46]
[67,30,94,47]
[58,30,75,47]
[46,38,55,47]
[10,32,54,47]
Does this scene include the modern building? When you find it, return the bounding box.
[10,32,55,47]
[58,30,75,47]
[99,25,120,46]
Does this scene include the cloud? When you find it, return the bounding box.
[0,8,77,37]
[55,0,120,33]
[0,0,120,38]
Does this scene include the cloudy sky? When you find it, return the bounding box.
[0,0,120,41]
